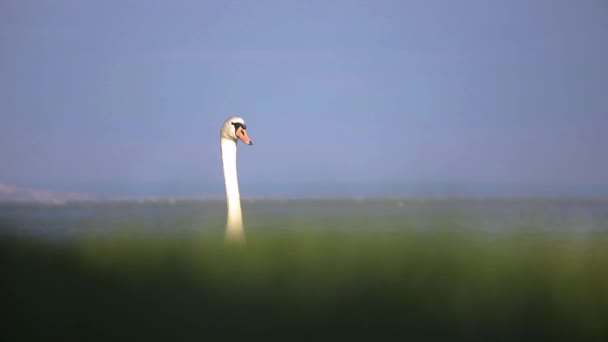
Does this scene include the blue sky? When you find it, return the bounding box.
[1,0,607,195]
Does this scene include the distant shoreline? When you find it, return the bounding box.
[1,195,608,205]
[3,181,608,204]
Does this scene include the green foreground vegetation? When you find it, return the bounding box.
[2,227,608,341]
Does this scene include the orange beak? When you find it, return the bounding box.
[236,127,253,145]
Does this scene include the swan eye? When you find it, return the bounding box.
[231,122,246,132]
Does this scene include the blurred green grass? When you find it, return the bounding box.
[2,226,608,341]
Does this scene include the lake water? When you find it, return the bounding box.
[1,198,607,239]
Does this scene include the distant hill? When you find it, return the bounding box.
[0,183,95,203]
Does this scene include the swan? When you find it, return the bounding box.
[220,116,253,242]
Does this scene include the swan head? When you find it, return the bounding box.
[221,116,254,145]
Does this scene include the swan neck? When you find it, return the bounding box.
[221,137,244,241]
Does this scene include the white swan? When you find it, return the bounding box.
[220,116,253,242]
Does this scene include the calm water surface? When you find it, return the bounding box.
[1,198,607,239]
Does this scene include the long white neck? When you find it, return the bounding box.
[221,137,245,242]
